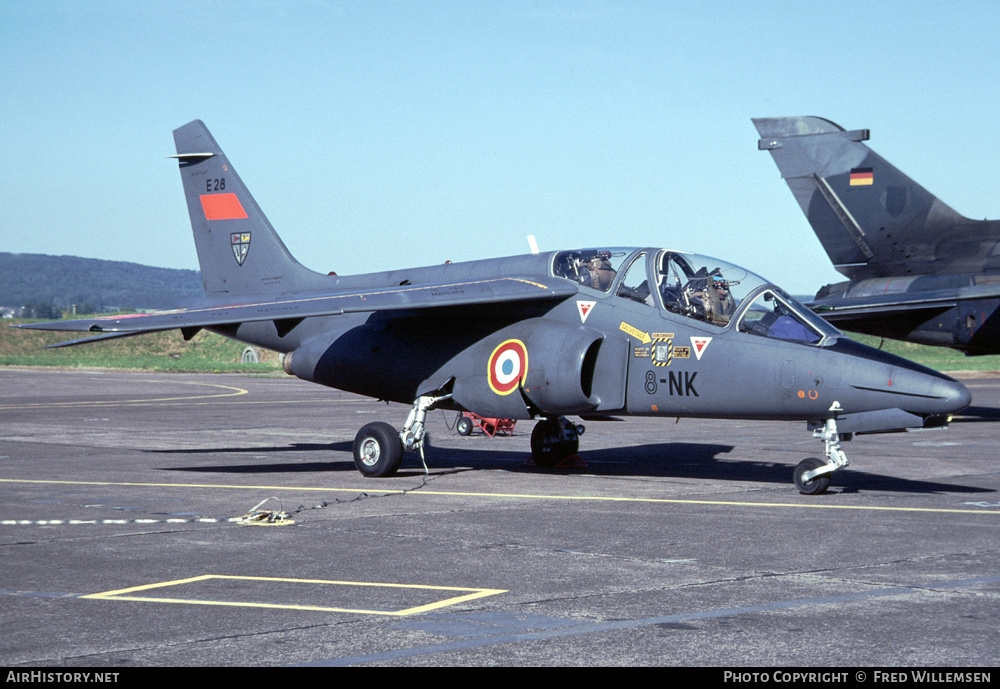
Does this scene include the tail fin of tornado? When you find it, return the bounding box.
[171,120,327,295]
[753,116,980,280]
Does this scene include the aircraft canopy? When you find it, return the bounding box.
[552,247,840,344]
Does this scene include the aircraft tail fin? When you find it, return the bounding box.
[172,120,328,295]
[753,116,971,280]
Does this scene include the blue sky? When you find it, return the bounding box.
[2,0,998,295]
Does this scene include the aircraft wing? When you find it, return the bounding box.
[809,298,957,321]
[809,282,1000,321]
[13,275,578,348]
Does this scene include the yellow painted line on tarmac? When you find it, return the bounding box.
[0,397,370,410]
[82,574,506,615]
[409,490,1000,515]
[0,478,383,494]
[0,377,375,410]
[3,477,999,516]
[0,379,250,410]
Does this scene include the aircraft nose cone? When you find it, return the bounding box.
[828,338,971,416]
[882,363,971,416]
[934,375,972,415]
[862,360,971,417]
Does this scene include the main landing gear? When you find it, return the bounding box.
[352,394,449,477]
[530,416,585,468]
[351,400,587,477]
[793,416,850,495]
[353,421,403,478]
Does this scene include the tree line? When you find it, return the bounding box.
[1,253,204,317]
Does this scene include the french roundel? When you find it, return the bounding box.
[487,339,528,395]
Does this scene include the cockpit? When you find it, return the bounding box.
[552,247,840,346]
[550,248,633,292]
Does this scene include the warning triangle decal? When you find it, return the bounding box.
[690,336,712,360]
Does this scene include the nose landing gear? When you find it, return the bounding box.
[530,417,586,468]
[793,457,832,495]
[794,414,850,495]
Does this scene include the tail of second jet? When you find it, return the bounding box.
[172,120,329,296]
[753,116,1000,280]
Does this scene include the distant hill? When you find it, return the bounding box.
[0,253,203,314]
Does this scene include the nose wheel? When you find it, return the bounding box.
[794,457,831,495]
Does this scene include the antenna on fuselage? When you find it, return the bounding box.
[527,235,539,254]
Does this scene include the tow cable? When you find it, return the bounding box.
[2,460,475,528]
[2,471,466,527]
[2,496,295,527]
[237,497,294,526]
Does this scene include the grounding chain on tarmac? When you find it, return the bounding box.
[1,470,458,527]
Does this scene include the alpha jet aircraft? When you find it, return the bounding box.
[16,121,971,494]
[755,116,1000,355]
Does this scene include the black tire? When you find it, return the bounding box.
[794,457,831,495]
[530,418,579,468]
[456,416,473,436]
[353,422,403,477]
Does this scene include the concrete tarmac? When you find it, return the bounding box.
[2,368,998,667]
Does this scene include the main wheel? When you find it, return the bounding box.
[530,418,579,468]
[353,422,403,477]
[794,457,831,495]
[456,416,473,436]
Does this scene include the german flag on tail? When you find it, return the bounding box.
[849,167,874,186]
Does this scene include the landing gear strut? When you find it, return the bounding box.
[530,416,585,467]
[351,394,450,477]
[794,415,850,495]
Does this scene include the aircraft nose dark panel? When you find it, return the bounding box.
[828,338,971,416]
[929,375,972,415]
[874,366,971,416]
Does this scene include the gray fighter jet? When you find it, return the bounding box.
[755,116,1000,355]
[15,121,971,494]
